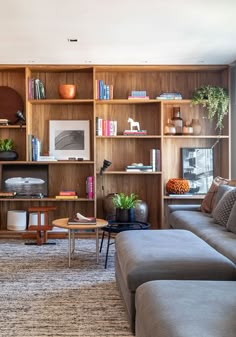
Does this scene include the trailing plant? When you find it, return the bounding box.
[191,85,229,132]
[112,192,138,209]
[0,138,15,151]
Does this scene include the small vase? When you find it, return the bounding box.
[191,118,201,135]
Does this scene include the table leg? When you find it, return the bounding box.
[71,230,75,258]
[96,228,99,263]
[68,229,71,268]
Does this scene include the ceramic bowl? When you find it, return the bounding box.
[58,84,76,99]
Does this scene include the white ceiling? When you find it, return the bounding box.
[1,0,236,65]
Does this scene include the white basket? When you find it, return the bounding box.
[7,210,27,231]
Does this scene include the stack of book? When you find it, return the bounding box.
[55,191,78,199]
[123,130,147,135]
[95,80,113,100]
[150,149,161,171]
[125,165,153,172]
[96,117,117,136]
[0,191,16,198]
[156,92,182,100]
[128,90,149,100]
[28,78,46,99]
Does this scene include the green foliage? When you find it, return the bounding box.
[191,85,229,132]
[0,138,15,151]
[112,192,138,209]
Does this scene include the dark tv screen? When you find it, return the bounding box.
[1,165,48,197]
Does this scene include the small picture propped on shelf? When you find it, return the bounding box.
[123,117,147,135]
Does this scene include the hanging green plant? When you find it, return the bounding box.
[191,85,229,132]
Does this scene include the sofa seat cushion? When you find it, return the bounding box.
[170,210,236,264]
[115,230,236,292]
[135,280,236,337]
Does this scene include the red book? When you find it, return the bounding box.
[59,191,77,196]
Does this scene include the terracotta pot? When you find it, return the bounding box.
[58,84,76,99]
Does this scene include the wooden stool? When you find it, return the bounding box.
[27,206,56,245]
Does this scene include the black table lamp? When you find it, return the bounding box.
[100,159,112,196]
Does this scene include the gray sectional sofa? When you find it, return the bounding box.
[115,183,236,336]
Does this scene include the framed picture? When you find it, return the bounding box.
[181,147,214,194]
[49,120,90,160]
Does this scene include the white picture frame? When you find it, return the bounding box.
[49,120,90,160]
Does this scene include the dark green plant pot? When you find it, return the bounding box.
[0,150,18,161]
[116,208,129,222]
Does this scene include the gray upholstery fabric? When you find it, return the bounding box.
[214,184,235,207]
[212,187,236,226]
[136,280,236,337]
[169,210,236,264]
[227,201,236,234]
[115,230,236,332]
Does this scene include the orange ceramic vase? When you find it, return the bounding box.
[58,84,76,99]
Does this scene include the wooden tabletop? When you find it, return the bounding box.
[52,218,108,230]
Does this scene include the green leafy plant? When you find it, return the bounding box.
[0,138,15,151]
[191,85,229,132]
[112,192,138,209]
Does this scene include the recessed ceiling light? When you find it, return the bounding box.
[67,38,79,43]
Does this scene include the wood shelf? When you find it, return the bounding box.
[0,64,230,232]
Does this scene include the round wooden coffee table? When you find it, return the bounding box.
[52,218,107,267]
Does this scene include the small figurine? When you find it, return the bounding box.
[128,117,140,131]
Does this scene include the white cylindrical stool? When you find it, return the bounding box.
[28,212,45,227]
[7,210,27,231]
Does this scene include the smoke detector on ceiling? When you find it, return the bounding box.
[67,38,79,43]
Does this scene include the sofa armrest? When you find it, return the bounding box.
[168,204,201,213]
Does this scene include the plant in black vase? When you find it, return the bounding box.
[112,192,138,222]
[0,138,18,160]
[191,85,229,133]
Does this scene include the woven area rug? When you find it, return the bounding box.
[0,239,133,337]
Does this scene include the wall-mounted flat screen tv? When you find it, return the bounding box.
[1,164,48,197]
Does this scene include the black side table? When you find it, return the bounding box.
[100,220,150,268]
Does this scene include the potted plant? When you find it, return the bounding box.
[0,138,18,160]
[112,192,139,222]
[191,85,229,132]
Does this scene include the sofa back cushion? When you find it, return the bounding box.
[226,202,236,234]
[200,176,230,213]
[212,187,236,226]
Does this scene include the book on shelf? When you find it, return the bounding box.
[96,117,117,136]
[55,195,79,200]
[68,212,96,225]
[167,194,193,197]
[131,90,147,97]
[123,130,147,135]
[95,80,113,100]
[86,176,94,199]
[59,191,77,196]
[150,149,161,171]
[128,96,149,100]
[0,191,16,198]
[126,165,153,172]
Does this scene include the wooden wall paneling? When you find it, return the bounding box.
[48,163,94,197]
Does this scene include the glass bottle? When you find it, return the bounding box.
[171,107,183,135]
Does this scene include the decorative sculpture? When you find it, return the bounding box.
[128,117,140,131]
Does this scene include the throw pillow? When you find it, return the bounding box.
[212,188,236,226]
[226,202,236,234]
[214,184,236,207]
[200,176,230,213]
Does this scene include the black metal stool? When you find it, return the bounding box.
[100,220,150,268]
